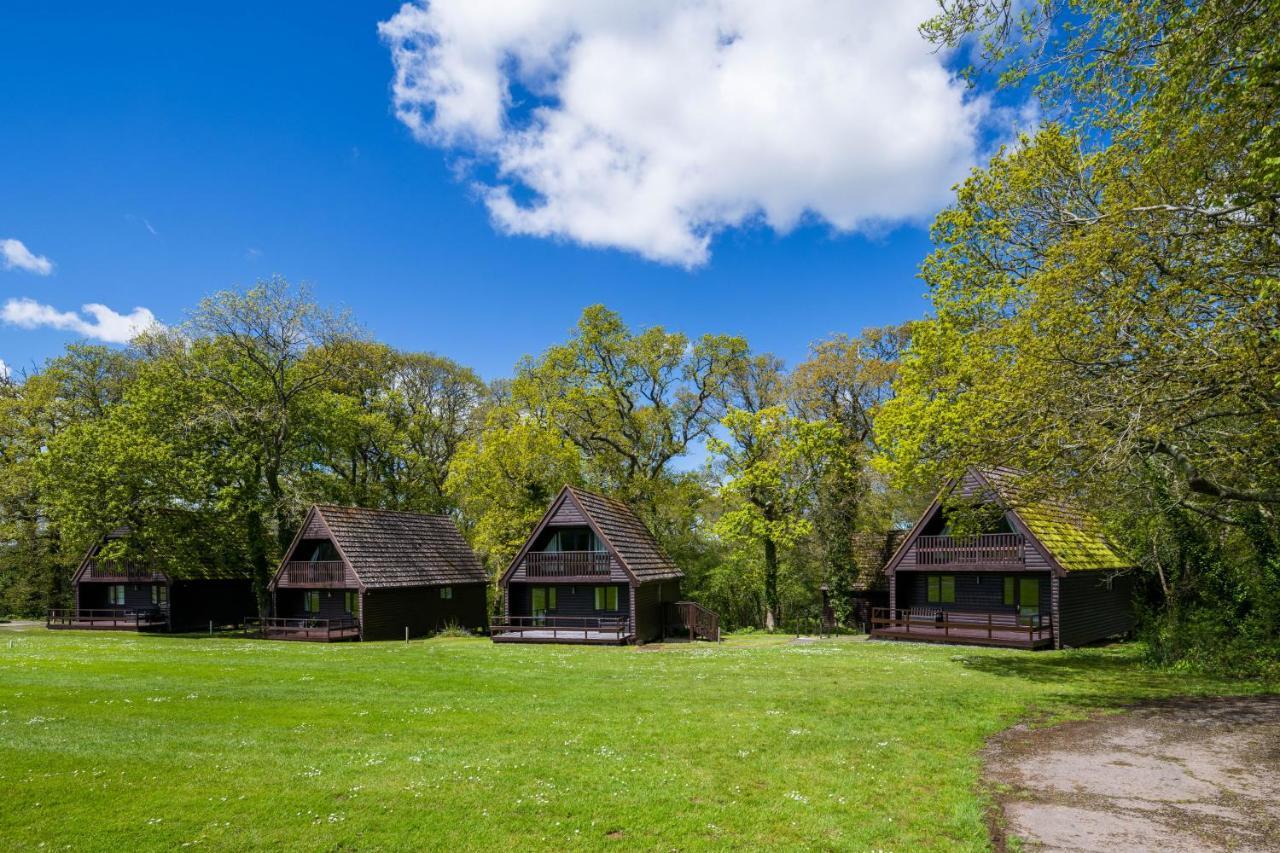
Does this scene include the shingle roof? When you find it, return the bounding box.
[849,530,906,591]
[565,487,684,583]
[976,467,1131,572]
[313,505,486,589]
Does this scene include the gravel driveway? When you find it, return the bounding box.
[985,695,1280,851]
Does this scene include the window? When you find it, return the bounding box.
[440,586,453,600]
[531,586,557,615]
[927,575,955,604]
[344,591,357,614]
[151,585,168,606]
[1003,577,1016,606]
[1019,578,1040,613]
[554,528,596,552]
[594,586,619,611]
[108,585,125,606]
[304,590,321,614]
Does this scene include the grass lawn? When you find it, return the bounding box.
[0,630,1271,851]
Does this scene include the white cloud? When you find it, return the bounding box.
[1,238,54,275]
[380,0,987,267]
[1,298,159,344]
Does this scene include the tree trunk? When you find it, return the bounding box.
[246,507,271,617]
[763,536,779,631]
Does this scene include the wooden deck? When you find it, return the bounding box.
[490,615,632,645]
[869,608,1053,650]
[47,608,168,631]
[243,616,361,642]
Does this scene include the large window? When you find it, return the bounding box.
[151,585,168,606]
[108,585,125,606]
[304,590,321,614]
[594,586,619,611]
[926,575,955,604]
[531,586,557,616]
[554,528,596,552]
[344,591,357,614]
[1003,577,1016,606]
[1019,578,1040,615]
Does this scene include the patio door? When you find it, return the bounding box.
[531,586,557,624]
[1017,578,1040,627]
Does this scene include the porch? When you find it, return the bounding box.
[869,607,1054,649]
[914,533,1026,568]
[47,608,169,631]
[490,615,632,645]
[243,616,361,642]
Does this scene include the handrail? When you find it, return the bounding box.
[83,561,166,580]
[280,561,347,585]
[47,608,168,628]
[244,616,360,640]
[914,533,1025,565]
[673,601,720,642]
[521,551,613,578]
[869,607,1052,642]
[490,614,632,640]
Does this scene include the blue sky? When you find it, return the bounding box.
[0,1,999,381]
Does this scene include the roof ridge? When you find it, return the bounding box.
[314,503,453,520]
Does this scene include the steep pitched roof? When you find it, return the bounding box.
[303,505,486,589]
[884,467,1131,575]
[501,486,683,584]
[976,468,1131,573]
[849,530,907,591]
[566,487,683,582]
[73,524,253,582]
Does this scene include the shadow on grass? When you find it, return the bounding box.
[955,643,1274,711]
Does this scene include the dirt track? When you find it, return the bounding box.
[985,695,1280,851]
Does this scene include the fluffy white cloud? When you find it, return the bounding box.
[1,298,159,344]
[380,0,987,266]
[1,238,54,275]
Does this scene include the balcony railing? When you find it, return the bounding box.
[915,533,1025,566]
[244,616,360,642]
[521,551,612,578]
[870,607,1053,648]
[279,560,347,587]
[84,561,165,581]
[47,608,169,630]
[490,615,631,643]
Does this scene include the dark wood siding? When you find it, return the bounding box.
[275,587,358,620]
[505,582,630,619]
[76,581,162,611]
[548,498,587,525]
[359,583,488,640]
[633,579,681,643]
[1057,571,1134,647]
[897,571,1051,614]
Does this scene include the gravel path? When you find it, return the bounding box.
[985,695,1280,851]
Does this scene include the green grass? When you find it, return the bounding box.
[0,630,1271,851]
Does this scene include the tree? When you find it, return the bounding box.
[708,396,841,631]
[511,305,749,512]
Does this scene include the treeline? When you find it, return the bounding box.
[0,281,920,631]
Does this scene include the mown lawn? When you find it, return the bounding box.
[0,630,1270,851]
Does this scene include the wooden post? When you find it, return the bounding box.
[988,613,992,639]
[209,620,213,636]
[405,626,409,643]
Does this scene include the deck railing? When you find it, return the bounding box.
[47,608,169,629]
[672,601,720,642]
[521,551,612,578]
[490,614,631,642]
[869,607,1052,645]
[243,616,360,641]
[84,561,165,581]
[280,560,347,586]
[914,533,1025,566]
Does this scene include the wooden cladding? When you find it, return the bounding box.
[521,551,612,578]
[280,560,348,587]
[914,533,1025,566]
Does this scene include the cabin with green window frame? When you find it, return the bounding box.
[493,486,718,644]
[254,504,488,642]
[871,467,1135,650]
[48,526,254,632]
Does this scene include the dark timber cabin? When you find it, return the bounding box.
[494,486,718,644]
[871,467,1135,650]
[49,527,254,632]
[257,505,488,642]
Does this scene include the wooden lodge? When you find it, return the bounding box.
[494,486,718,644]
[871,467,1135,650]
[253,504,488,642]
[49,527,254,632]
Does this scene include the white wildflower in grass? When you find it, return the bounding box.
[787,728,808,736]
[784,791,809,804]
[299,767,322,779]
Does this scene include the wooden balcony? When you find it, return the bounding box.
[47,608,169,631]
[491,615,631,644]
[914,533,1025,567]
[244,616,360,642]
[83,561,166,581]
[869,607,1053,649]
[277,560,348,587]
[520,551,612,579]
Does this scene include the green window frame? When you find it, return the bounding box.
[532,586,557,614]
[151,585,168,606]
[1019,578,1040,613]
[108,585,125,606]
[304,590,321,614]
[1003,577,1016,606]
[594,586,619,611]
[344,591,357,614]
[440,586,453,600]
[927,575,955,604]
